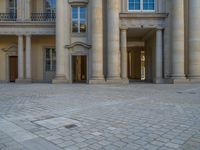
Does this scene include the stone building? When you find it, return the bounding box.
[0,0,199,84]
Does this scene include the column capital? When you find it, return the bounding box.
[156,26,164,31]
[25,34,31,37]
[120,26,128,31]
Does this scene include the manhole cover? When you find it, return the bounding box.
[64,124,77,129]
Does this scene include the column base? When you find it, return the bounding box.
[172,78,189,84]
[89,77,106,84]
[188,76,200,83]
[106,77,129,84]
[52,75,68,84]
[153,78,173,84]
[15,78,32,83]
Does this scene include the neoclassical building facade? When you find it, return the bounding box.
[0,0,199,84]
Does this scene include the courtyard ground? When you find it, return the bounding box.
[0,83,200,150]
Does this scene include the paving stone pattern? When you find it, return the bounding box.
[0,83,200,150]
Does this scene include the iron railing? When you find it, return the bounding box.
[0,13,17,21]
[31,13,56,22]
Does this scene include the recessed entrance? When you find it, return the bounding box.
[72,55,87,83]
[128,48,145,80]
[127,28,155,82]
[9,56,18,82]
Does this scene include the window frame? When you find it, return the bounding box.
[127,0,156,12]
[9,0,17,14]
[45,48,56,72]
[71,5,87,34]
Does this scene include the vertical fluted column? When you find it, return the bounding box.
[155,28,163,83]
[107,0,121,81]
[120,27,128,80]
[171,0,186,82]
[17,35,24,80]
[188,0,200,81]
[53,0,67,83]
[25,34,31,81]
[89,0,105,83]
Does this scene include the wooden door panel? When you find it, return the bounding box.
[9,56,18,82]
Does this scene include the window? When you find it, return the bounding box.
[9,0,17,14]
[45,0,56,13]
[45,48,56,72]
[72,6,87,33]
[128,0,155,11]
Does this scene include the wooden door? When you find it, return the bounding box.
[73,56,87,83]
[128,50,141,80]
[9,56,18,82]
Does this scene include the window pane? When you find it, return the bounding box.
[143,0,155,10]
[72,7,78,19]
[80,7,86,19]
[46,49,50,59]
[80,20,86,33]
[46,60,51,71]
[45,0,56,13]
[129,0,140,10]
[72,20,78,32]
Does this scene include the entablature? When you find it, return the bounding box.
[120,13,168,29]
[0,22,55,35]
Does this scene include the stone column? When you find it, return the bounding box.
[53,0,67,83]
[188,0,200,82]
[154,28,163,83]
[25,34,31,81]
[120,27,128,80]
[107,0,121,82]
[89,0,105,83]
[24,0,31,21]
[16,35,24,82]
[17,0,23,20]
[171,0,186,83]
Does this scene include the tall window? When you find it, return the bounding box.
[45,0,56,13]
[128,0,155,11]
[45,48,56,72]
[9,0,17,14]
[72,6,87,33]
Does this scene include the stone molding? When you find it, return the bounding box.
[120,13,168,18]
[65,42,91,49]
[68,0,88,5]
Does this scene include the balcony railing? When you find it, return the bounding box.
[0,13,17,21]
[31,13,56,22]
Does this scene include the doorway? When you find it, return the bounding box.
[128,49,145,81]
[9,56,18,82]
[44,48,56,82]
[72,55,87,83]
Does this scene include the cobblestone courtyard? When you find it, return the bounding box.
[0,83,200,150]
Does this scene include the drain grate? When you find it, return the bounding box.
[64,124,77,129]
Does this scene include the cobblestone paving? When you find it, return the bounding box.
[0,83,200,150]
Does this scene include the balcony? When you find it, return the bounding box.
[31,13,56,22]
[0,13,17,21]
